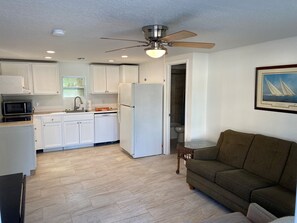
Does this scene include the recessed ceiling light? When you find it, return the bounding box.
[121,55,128,58]
[45,56,52,59]
[46,50,55,54]
[51,29,65,37]
[108,59,114,63]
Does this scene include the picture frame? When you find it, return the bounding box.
[255,64,297,114]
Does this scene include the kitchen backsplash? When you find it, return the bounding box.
[1,94,118,113]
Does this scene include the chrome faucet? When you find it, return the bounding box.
[74,96,83,111]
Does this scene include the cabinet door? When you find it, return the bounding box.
[95,113,119,143]
[32,63,60,95]
[106,66,119,93]
[33,116,43,150]
[80,120,94,144]
[64,121,80,147]
[0,62,33,94]
[43,122,63,149]
[119,65,139,83]
[90,65,106,93]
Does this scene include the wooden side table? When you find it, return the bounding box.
[176,140,216,174]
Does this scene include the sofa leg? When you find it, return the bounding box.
[188,184,195,190]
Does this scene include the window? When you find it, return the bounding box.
[62,77,85,97]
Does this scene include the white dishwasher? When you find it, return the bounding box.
[94,112,119,143]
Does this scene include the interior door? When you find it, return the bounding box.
[119,105,134,156]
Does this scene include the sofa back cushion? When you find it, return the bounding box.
[279,142,297,192]
[244,135,291,182]
[217,130,255,168]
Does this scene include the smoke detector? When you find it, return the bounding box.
[51,29,65,37]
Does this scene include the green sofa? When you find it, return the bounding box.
[186,129,296,217]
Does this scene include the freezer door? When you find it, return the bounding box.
[119,83,134,106]
[119,105,134,155]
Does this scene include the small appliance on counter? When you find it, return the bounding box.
[1,100,33,122]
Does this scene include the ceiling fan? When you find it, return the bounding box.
[101,25,215,58]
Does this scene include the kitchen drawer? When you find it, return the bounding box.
[64,114,94,122]
[42,115,62,123]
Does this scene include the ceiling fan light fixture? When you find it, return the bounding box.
[145,43,166,58]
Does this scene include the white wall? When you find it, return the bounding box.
[139,53,209,154]
[207,36,297,142]
[164,53,209,141]
[139,59,165,83]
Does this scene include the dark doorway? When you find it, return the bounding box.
[170,63,186,154]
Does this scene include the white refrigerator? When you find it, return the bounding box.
[118,83,163,158]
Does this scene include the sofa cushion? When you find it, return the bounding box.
[216,169,274,201]
[217,130,255,168]
[186,159,235,182]
[251,186,296,217]
[243,135,291,182]
[279,142,297,192]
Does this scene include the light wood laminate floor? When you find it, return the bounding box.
[26,144,229,223]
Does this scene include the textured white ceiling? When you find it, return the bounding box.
[0,0,297,64]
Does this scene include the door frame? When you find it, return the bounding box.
[163,59,190,155]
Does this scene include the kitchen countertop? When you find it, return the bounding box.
[0,110,118,127]
[0,120,33,127]
[33,109,118,116]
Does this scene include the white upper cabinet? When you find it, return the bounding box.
[90,65,106,93]
[0,62,33,94]
[32,63,60,95]
[90,65,119,94]
[119,65,139,83]
[0,62,60,95]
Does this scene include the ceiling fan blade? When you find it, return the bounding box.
[101,37,148,44]
[105,44,148,53]
[161,30,197,42]
[170,41,215,49]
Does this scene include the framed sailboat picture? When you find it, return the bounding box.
[255,64,297,113]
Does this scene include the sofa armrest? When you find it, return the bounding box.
[246,203,277,223]
[193,146,219,160]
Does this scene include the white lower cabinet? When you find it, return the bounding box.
[33,116,43,150]
[95,112,119,143]
[63,121,80,146]
[33,112,119,151]
[79,120,94,144]
[63,114,94,149]
[42,115,63,150]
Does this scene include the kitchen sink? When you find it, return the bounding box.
[65,109,86,113]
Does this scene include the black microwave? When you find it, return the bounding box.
[1,101,33,116]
